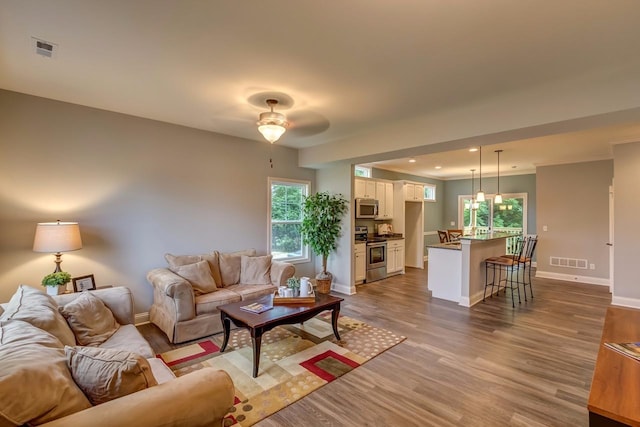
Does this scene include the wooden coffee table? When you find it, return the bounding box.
[218,293,343,377]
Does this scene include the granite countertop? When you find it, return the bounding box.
[427,242,462,251]
[458,231,516,241]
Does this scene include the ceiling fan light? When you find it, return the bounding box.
[494,193,503,204]
[258,123,286,143]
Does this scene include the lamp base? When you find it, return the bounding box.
[53,252,63,273]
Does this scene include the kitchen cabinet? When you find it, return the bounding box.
[387,239,405,275]
[404,183,424,202]
[355,178,376,199]
[375,181,394,219]
[354,243,366,283]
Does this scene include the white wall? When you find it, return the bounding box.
[0,90,316,311]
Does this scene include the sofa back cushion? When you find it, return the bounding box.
[170,260,218,294]
[240,255,273,285]
[219,249,257,286]
[0,320,92,425]
[59,292,120,346]
[65,346,158,405]
[0,284,76,346]
[165,252,221,289]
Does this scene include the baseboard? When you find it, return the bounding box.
[611,296,640,309]
[332,282,356,295]
[535,270,610,287]
[135,312,150,325]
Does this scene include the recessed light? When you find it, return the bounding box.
[435,166,442,169]
[408,158,416,163]
[469,147,478,152]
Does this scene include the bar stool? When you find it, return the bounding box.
[437,230,449,243]
[447,229,463,241]
[500,235,538,301]
[483,237,526,307]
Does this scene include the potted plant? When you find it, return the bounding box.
[286,276,300,297]
[41,271,71,296]
[300,191,348,294]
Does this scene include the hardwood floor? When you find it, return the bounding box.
[139,264,611,426]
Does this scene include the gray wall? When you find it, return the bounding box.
[443,174,537,234]
[536,160,612,280]
[0,90,316,311]
[613,142,640,301]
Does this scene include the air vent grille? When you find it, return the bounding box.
[549,256,588,269]
[32,37,57,58]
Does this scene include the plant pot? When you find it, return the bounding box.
[315,278,332,294]
[45,285,65,296]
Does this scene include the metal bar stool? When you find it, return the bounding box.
[500,235,538,301]
[483,237,526,307]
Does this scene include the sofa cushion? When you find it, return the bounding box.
[0,320,91,425]
[219,249,257,286]
[240,255,272,285]
[165,252,221,287]
[225,284,277,301]
[59,292,120,346]
[170,260,217,294]
[98,324,155,359]
[65,345,158,405]
[0,284,76,346]
[194,289,242,316]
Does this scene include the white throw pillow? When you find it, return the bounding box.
[59,292,120,346]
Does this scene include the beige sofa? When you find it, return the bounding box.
[0,286,234,427]
[147,249,295,343]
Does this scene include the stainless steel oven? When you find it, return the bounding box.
[366,240,387,282]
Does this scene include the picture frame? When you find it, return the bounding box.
[72,274,96,292]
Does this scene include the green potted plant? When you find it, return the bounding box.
[300,191,348,294]
[41,271,71,296]
[286,276,300,297]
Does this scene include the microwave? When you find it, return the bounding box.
[355,198,379,219]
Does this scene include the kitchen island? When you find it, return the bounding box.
[427,232,514,306]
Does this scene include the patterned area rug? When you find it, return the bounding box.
[158,313,405,426]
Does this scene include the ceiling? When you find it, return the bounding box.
[2,1,640,176]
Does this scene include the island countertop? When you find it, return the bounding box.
[427,242,461,251]
[458,231,516,241]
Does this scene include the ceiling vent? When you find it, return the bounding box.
[32,37,57,58]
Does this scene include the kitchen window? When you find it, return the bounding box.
[354,165,371,178]
[268,178,310,263]
[424,184,436,201]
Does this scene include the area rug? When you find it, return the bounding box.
[157,313,405,426]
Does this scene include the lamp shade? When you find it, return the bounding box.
[33,222,82,253]
[258,124,286,143]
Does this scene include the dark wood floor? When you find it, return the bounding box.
[140,263,611,426]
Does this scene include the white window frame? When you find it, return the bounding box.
[423,184,436,202]
[354,165,372,178]
[268,177,311,264]
[456,192,528,233]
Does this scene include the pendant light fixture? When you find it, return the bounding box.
[257,99,288,143]
[470,169,479,209]
[494,149,503,204]
[476,146,485,202]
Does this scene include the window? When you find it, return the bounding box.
[354,165,371,178]
[268,178,310,263]
[424,184,436,201]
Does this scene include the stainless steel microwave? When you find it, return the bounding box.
[355,198,378,219]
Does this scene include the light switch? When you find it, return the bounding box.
[450,221,455,226]
[543,225,548,232]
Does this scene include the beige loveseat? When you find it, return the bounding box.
[0,285,234,427]
[147,249,295,343]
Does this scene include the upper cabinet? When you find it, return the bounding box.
[376,181,394,219]
[354,178,376,199]
[404,183,424,202]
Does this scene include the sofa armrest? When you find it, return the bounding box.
[53,286,135,325]
[147,268,195,322]
[41,368,234,427]
[271,261,295,286]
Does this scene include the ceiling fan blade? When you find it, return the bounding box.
[287,110,330,137]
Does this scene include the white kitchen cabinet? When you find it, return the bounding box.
[387,239,405,275]
[375,181,394,219]
[404,183,424,202]
[355,178,376,199]
[354,243,366,283]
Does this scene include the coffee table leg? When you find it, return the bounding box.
[220,313,231,352]
[331,305,341,341]
[251,329,262,378]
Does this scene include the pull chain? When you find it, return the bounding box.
[269,142,273,169]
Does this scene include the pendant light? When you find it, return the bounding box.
[257,99,288,143]
[476,146,485,202]
[469,169,479,209]
[494,149,503,204]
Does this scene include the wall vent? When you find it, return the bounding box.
[549,256,588,269]
[32,37,57,58]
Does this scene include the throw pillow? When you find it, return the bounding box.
[240,255,273,285]
[59,292,120,346]
[219,249,257,286]
[65,345,158,405]
[165,252,221,287]
[0,320,91,425]
[170,260,218,294]
[0,284,76,346]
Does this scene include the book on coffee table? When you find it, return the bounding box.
[240,302,273,314]
[605,342,640,362]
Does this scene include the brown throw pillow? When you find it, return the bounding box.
[170,260,218,294]
[65,346,158,405]
[219,249,257,286]
[165,252,221,286]
[240,255,272,285]
[59,292,120,346]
